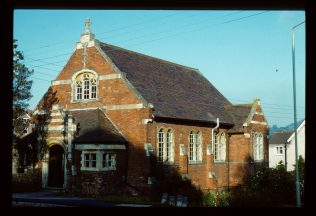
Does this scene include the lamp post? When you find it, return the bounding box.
[291,20,305,208]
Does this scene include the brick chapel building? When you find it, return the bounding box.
[31,19,269,195]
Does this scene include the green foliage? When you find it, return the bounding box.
[292,155,305,203]
[203,191,231,207]
[13,39,34,137]
[230,162,297,207]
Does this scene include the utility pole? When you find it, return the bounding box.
[291,20,305,207]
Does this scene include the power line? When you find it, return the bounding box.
[265,115,305,120]
[23,11,267,63]
[28,64,61,73]
[25,11,244,55]
[32,77,52,82]
[30,71,56,77]
[98,10,245,45]
[23,11,183,53]
[228,98,305,109]
[24,56,65,67]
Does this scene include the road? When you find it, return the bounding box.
[12,191,151,207]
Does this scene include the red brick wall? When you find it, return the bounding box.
[151,121,231,191]
[228,133,250,187]
[71,149,127,195]
[37,43,270,194]
[56,47,116,80]
[39,45,154,192]
[228,104,269,188]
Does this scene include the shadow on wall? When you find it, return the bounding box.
[13,87,59,173]
[148,155,204,206]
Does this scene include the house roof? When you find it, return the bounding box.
[269,131,293,145]
[224,104,252,133]
[287,119,305,142]
[69,109,127,144]
[98,42,233,125]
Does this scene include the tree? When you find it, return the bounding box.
[13,39,34,137]
[12,39,34,172]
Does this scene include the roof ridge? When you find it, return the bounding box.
[229,104,252,107]
[97,40,199,71]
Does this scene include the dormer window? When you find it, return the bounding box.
[73,72,98,101]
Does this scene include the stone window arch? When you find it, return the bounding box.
[73,71,98,101]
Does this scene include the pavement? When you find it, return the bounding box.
[12,191,152,207]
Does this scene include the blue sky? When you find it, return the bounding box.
[13,10,305,127]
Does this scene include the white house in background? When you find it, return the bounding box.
[269,120,305,171]
[269,131,292,169]
[286,120,305,171]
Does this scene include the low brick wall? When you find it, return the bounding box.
[12,168,42,192]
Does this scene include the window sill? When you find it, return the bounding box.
[214,160,226,164]
[158,161,174,165]
[72,99,101,104]
[80,167,116,171]
[188,161,203,165]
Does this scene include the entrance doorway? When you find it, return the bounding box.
[48,145,64,188]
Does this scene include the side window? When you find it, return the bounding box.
[189,131,195,161]
[158,128,165,162]
[81,151,116,171]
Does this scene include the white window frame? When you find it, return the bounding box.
[275,146,284,155]
[166,129,174,163]
[214,132,219,161]
[72,70,98,102]
[80,150,117,171]
[102,153,116,170]
[157,128,174,164]
[158,128,164,162]
[189,130,202,163]
[253,133,264,161]
[214,132,226,162]
[220,133,226,161]
[189,131,195,161]
[84,152,97,168]
[196,131,202,161]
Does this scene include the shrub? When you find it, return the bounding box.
[203,191,231,207]
[149,163,204,206]
[230,162,296,207]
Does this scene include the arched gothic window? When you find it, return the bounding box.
[158,128,165,162]
[214,132,226,161]
[196,131,202,161]
[253,133,264,161]
[74,72,97,101]
[189,131,195,161]
[166,129,174,162]
[157,128,174,163]
[189,131,202,162]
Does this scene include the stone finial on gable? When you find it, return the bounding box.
[76,18,96,49]
[254,98,261,106]
[84,18,92,34]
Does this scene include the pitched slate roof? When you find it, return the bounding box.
[269,131,293,145]
[98,42,233,125]
[224,104,252,133]
[69,109,127,144]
